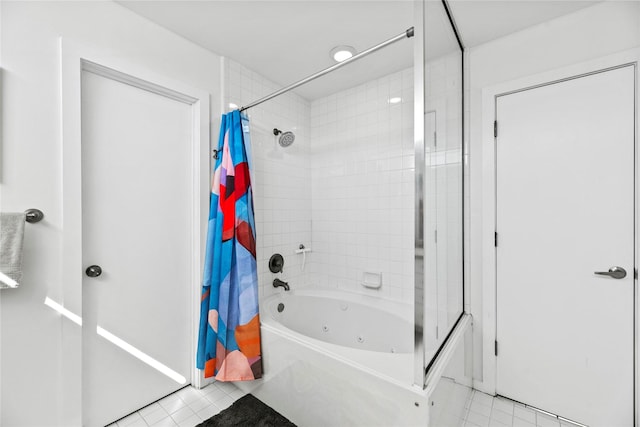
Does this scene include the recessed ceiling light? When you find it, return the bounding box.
[388,97,402,104]
[330,45,356,63]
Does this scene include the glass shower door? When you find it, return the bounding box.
[415,0,464,385]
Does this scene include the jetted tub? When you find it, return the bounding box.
[265,289,413,354]
[234,288,429,427]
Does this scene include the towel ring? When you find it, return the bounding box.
[25,209,44,223]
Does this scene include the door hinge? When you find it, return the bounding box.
[494,231,498,247]
[635,268,638,280]
[495,340,498,356]
[434,229,438,243]
[494,120,498,138]
[434,131,437,148]
[436,326,439,340]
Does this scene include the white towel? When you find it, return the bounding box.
[0,213,26,289]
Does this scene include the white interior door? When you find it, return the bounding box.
[81,69,193,426]
[496,65,635,426]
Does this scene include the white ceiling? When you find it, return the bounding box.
[118,0,598,100]
[448,0,599,49]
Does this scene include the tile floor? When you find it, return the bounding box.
[108,383,585,427]
[107,381,245,427]
[463,390,583,427]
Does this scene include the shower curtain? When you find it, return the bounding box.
[197,110,262,381]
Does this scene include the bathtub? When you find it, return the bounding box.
[264,289,413,374]
[265,290,413,352]
[234,289,430,426]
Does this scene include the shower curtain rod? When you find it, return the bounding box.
[239,27,414,112]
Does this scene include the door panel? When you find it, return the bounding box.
[496,66,635,426]
[81,70,192,426]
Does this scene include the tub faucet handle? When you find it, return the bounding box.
[273,278,290,291]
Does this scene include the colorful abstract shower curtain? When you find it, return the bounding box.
[197,110,262,381]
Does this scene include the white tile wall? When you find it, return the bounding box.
[225,55,461,324]
[308,68,415,305]
[223,58,312,302]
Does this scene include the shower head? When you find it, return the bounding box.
[273,128,295,147]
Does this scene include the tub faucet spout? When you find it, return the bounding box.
[273,278,290,291]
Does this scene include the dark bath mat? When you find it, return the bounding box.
[197,394,297,427]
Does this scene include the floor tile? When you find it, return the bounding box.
[513,417,536,427]
[493,398,515,415]
[197,404,221,421]
[170,406,196,424]
[177,386,203,405]
[472,391,495,408]
[514,405,537,424]
[213,395,235,410]
[228,388,247,400]
[203,385,227,402]
[111,386,240,427]
[491,407,514,426]
[116,384,600,427]
[178,413,202,427]
[467,410,491,427]
[536,413,560,427]
[462,408,470,421]
[142,406,171,426]
[117,412,144,427]
[188,396,213,413]
[139,402,163,417]
[213,381,237,394]
[150,415,179,427]
[463,392,584,427]
[465,397,472,410]
[489,419,511,427]
[470,400,493,417]
[159,394,188,415]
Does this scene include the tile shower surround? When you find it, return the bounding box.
[308,68,415,304]
[224,59,312,301]
[225,55,461,329]
[225,59,416,308]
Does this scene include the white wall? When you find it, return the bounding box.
[308,68,415,305]
[0,2,221,425]
[467,1,640,390]
[222,58,312,302]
